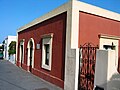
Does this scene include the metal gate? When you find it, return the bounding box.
[78,43,98,90]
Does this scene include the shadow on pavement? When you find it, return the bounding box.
[35,88,49,90]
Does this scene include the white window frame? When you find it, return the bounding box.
[19,39,25,64]
[42,34,53,71]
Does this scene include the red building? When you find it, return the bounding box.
[16,0,120,90]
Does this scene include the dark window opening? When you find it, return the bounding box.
[21,45,23,61]
[44,44,50,65]
[103,45,115,50]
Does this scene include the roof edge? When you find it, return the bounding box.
[18,1,120,33]
[76,1,120,21]
[17,1,70,32]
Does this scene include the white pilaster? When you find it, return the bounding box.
[64,1,80,90]
[94,50,118,90]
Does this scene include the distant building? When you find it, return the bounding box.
[0,44,3,59]
[3,36,16,63]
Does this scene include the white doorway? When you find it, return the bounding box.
[27,38,35,72]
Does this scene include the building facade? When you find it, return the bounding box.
[3,36,17,63]
[0,44,3,59]
[16,0,120,90]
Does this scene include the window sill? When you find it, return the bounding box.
[42,64,51,71]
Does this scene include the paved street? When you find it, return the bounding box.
[0,60,62,90]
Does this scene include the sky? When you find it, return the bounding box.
[0,0,120,43]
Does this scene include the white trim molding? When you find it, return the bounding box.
[99,34,120,40]
[64,1,80,90]
[17,1,120,33]
[99,35,119,69]
[16,34,18,64]
[19,39,25,65]
[41,34,53,71]
[17,2,70,32]
[27,38,35,69]
[75,1,120,21]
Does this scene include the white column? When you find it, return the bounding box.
[16,33,18,64]
[64,0,80,90]
[94,50,118,90]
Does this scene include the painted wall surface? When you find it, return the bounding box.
[79,12,120,72]
[17,12,67,88]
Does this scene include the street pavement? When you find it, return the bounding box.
[0,60,63,90]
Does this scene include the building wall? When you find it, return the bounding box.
[79,12,120,72]
[17,12,67,88]
[3,36,16,61]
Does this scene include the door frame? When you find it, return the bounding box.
[19,39,25,67]
[99,34,119,68]
[27,38,35,72]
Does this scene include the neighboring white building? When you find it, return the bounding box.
[3,36,16,64]
[0,44,3,59]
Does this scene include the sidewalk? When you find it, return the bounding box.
[0,60,63,90]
